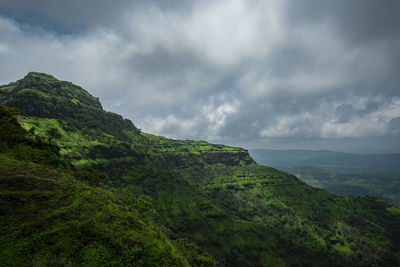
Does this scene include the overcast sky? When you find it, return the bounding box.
[1,0,399,153]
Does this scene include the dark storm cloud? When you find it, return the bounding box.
[335,104,358,124]
[287,0,400,43]
[388,117,400,136]
[0,0,399,152]
[0,0,190,33]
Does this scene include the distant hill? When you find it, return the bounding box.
[249,149,400,173]
[1,73,400,266]
[282,166,400,205]
[250,149,400,205]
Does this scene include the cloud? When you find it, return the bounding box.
[138,94,240,141]
[0,0,399,153]
[202,94,241,138]
[255,96,400,140]
[287,0,400,43]
[387,117,400,136]
[0,0,191,33]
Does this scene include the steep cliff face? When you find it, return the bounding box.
[142,136,256,169]
[1,73,400,266]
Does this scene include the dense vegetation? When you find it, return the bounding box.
[0,94,191,266]
[1,72,400,266]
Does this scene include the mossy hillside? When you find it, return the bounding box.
[0,104,67,170]
[44,122,400,265]
[0,72,100,116]
[86,125,400,263]
[0,101,207,266]
[0,156,189,267]
[188,163,400,264]
[2,73,400,266]
[120,168,296,266]
[14,115,255,186]
[35,124,336,265]
[17,116,116,162]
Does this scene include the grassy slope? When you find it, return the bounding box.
[0,157,188,267]
[1,72,400,266]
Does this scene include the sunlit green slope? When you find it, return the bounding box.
[1,72,400,266]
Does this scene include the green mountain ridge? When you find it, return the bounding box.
[1,72,400,266]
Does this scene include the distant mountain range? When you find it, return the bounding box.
[249,149,400,173]
[282,166,400,205]
[250,149,400,205]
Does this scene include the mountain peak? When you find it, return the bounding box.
[24,71,58,80]
[1,72,103,114]
[16,72,60,90]
[0,72,138,137]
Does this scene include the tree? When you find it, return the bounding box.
[0,105,20,118]
[46,127,62,144]
[0,105,25,145]
[174,238,218,266]
[28,127,36,139]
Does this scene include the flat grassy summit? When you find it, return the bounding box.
[1,73,400,266]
